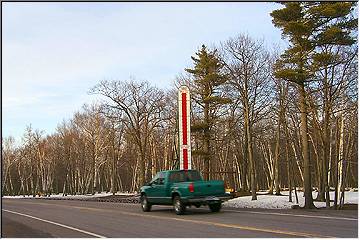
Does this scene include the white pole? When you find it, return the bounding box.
[178,85,191,170]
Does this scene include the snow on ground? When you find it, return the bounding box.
[224,191,358,209]
[2,192,134,199]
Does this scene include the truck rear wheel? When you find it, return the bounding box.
[173,196,186,215]
[209,202,222,212]
[141,194,152,212]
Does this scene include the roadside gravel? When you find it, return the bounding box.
[7,194,141,203]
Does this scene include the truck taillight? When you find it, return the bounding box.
[188,183,194,193]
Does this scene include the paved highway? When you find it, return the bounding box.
[2,198,358,238]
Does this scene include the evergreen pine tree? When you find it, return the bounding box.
[185,45,231,180]
[271,2,357,209]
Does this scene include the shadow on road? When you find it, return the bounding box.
[2,216,53,238]
[149,206,223,215]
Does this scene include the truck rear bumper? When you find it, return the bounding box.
[185,195,231,204]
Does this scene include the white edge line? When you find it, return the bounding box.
[2,209,106,238]
[223,209,358,221]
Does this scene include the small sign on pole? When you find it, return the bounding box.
[178,85,191,170]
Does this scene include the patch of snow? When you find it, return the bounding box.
[224,191,358,209]
[2,195,35,199]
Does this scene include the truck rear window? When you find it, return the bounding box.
[169,171,202,182]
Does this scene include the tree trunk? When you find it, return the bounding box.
[326,127,332,208]
[298,83,315,209]
[139,145,146,187]
[285,127,292,202]
[274,121,281,195]
[267,142,274,194]
[204,102,211,180]
[244,99,256,200]
[111,149,116,195]
[93,163,98,195]
[336,114,344,209]
[240,138,248,192]
[291,141,304,183]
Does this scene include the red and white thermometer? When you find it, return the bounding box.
[178,85,191,170]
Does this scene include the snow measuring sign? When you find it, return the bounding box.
[178,85,191,170]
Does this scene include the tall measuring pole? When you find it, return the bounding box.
[178,85,191,170]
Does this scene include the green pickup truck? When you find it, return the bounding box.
[140,170,230,215]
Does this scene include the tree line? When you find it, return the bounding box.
[2,2,357,209]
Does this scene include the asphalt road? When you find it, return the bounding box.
[2,198,358,238]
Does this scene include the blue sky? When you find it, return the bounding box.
[2,2,286,141]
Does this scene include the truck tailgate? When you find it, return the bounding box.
[192,180,225,196]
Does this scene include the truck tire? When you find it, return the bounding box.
[173,196,186,215]
[209,202,222,212]
[141,194,152,212]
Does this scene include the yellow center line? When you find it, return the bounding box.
[4,200,333,238]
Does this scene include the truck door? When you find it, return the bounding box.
[147,172,167,204]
